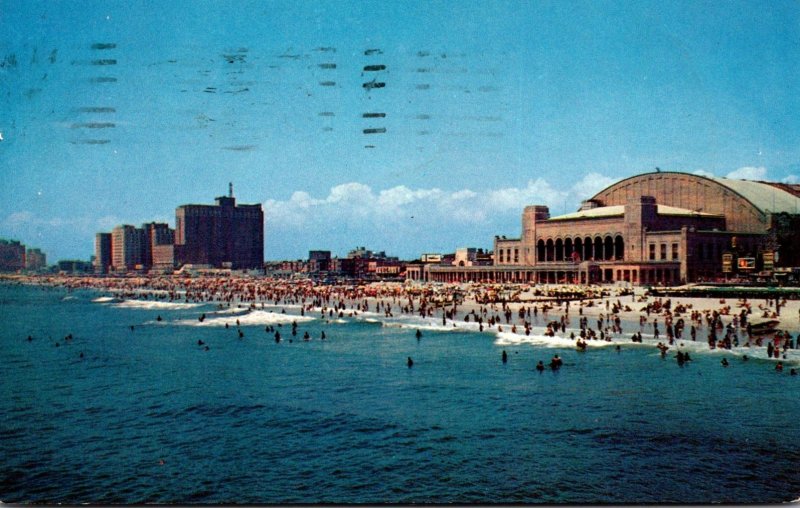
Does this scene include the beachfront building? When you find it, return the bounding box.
[25,248,47,271]
[0,239,26,272]
[415,171,800,285]
[111,225,146,272]
[174,185,264,270]
[94,233,112,274]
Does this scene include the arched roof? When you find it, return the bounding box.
[588,171,800,232]
[591,171,800,215]
[705,176,800,215]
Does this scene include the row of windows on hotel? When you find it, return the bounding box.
[497,236,742,265]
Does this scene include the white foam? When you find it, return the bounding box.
[92,296,117,303]
[113,300,202,310]
[211,307,252,315]
[495,332,619,349]
[174,310,315,327]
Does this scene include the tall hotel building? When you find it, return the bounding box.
[174,185,264,269]
[111,225,146,272]
[94,233,112,273]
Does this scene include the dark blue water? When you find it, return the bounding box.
[2,282,800,503]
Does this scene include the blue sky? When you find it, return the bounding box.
[2,0,799,261]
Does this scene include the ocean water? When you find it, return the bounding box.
[2,282,800,504]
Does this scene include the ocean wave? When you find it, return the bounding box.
[113,300,202,310]
[211,307,252,315]
[493,330,800,363]
[92,296,117,303]
[173,310,315,327]
[495,332,620,349]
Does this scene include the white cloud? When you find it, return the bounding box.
[569,172,616,200]
[692,169,716,178]
[726,166,768,180]
[781,174,799,184]
[262,176,605,233]
[3,211,35,228]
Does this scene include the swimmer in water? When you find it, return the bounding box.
[502,350,508,363]
[721,358,729,367]
[536,360,544,372]
[407,357,414,368]
[416,329,422,340]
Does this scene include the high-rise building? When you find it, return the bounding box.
[0,239,26,272]
[111,225,146,272]
[143,222,174,270]
[25,248,47,271]
[174,185,263,269]
[94,233,112,274]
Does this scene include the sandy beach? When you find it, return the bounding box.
[5,275,799,347]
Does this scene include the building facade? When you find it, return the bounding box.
[25,248,47,271]
[0,239,26,272]
[417,171,800,285]
[94,233,113,274]
[111,225,146,272]
[174,188,264,270]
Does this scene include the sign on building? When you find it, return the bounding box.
[722,253,733,273]
[762,251,775,271]
[737,257,756,270]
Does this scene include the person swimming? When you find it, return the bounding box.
[721,358,729,367]
[502,350,508,364]
[407,357,414,368]
[536,360,545,372]
[416,329,422,340]
[550,354,562,370]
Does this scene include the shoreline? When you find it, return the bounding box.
[4,273,800,365]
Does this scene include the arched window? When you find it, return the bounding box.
[537,240,545,263]
[555,239,564,261]
[546,239,555,262]
[604,236,614,261]
[593,237,603,260]
[614,235,624,260]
